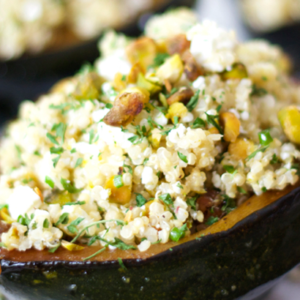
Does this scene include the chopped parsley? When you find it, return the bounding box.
[43,219,50,228]
[205,216,219,226]
[186,90,200,112]
[221,195,236,214]
[105,103,113,109]
[246,146,268,161]
[237,186,247,194]
[177,151,188,163]
[216,104,222,113]
[67,217,84,233]
[123,164,133,175]
[159,193,174,207]
[186,196,197,210]
[191,117,206,129]
[63,201,86,206]
[136,194,147,207]
[33,150,41,156]
[60,178,82,193]
[143,158,149,165]
[152,53,170,68]
[114,175,123,188]
[169,224,187,242]
[258,130,273,146]
[251,84,268,97]
[52,155,60,168]
[17,213,34,227]
[270,154,279,165]
[128,135,142,145]
[177,183,183,189]
[74,158,83,168]
[46,133,59,145]
[262,187,267,193]
[223,165,236,174]
[50,147,64,154]
[55,213,69,226]
[89,129,96,144]
[205,112,223,134]
[45,176,54,188]
[147,117,163,129]
[52,122,67,144]
[48,243,60,253]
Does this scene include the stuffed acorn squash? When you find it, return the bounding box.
[0,8,300,300]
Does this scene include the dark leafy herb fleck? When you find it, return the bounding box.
[186,90,200,112]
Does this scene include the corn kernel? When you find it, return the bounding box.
[228,138,255,160]
[166,102,188,123]
[105,176,131,205]
[219,112,240,142]
[278,106,300,144]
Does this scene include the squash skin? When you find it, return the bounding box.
[1,186,300,299]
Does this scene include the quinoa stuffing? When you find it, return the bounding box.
[1,8,300,258]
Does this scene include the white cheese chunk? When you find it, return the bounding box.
[6,186,41,220]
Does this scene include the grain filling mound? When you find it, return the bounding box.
[0,9,300,258]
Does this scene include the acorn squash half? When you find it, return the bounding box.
[0,182,300,300]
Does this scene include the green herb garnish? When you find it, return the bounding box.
[55,213,69,226]
[61,178,82,194]
[191,117,206,129]
[205,216,219,225]
[45,176,54,188]
[186,196,197,210]
[258,130,273,146]
[43,219,50,229]
[74,158,83,168]
[67,217,84,233]
[113,175,123,188]
[159,193,173,207]
[205,113,223,134]
[177,151,188,163]
[136,194,147,207]
[169,224,187,242]
[186,90,200,112]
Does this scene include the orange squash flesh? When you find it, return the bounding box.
[0,182,298,263]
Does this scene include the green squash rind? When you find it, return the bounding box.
[1,186,300,300]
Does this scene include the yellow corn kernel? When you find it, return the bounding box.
[166,102,188,123]
[142,200,155,217]
[0,207,14,224]
[156,54,184,84]
[228,138,255,160]
[105,176,131,205]
[221,63,248,81]
[149,135,161,149]
[126,37,157,70]
[46,191,72,206]
[61,240,85,251]
[219,112,240,142]
[137,73,162,95]
[113,72,127,91]
[124,210,133,223]
[208,127,220,135]
[278,106,300,144]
